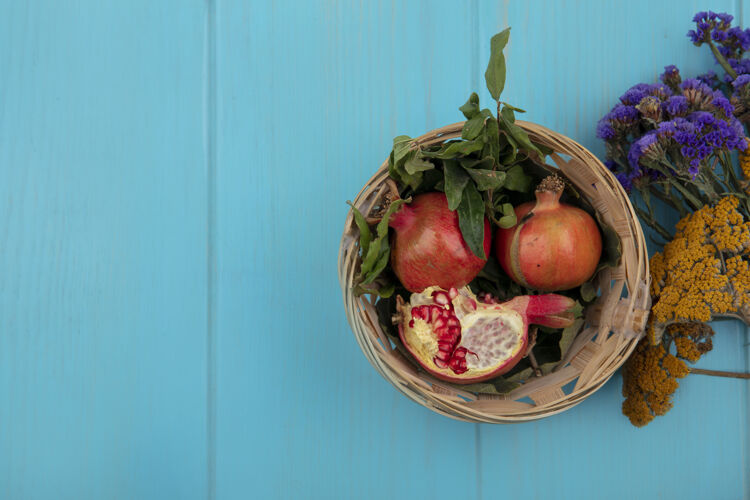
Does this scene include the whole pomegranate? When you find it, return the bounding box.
[494,175,602,292]
[389,192,491,293]
[396,286,576,383]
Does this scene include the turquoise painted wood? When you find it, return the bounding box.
[1,1,748,499]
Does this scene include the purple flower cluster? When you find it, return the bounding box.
[599,64,748,190]
[596,71,736,143]
[687,11,750,87]
[733,74,750,90]
[619,113,746,183]
[733,74,750,103]
[724,58,750,82]
[664,95,688,116]
[718,28,750,57]
[596,103,639,140]
[696,70,720,89]
[687,11,735,45]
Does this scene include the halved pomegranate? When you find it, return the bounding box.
[396,286,576,384]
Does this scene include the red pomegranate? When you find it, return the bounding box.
[396,286,576,383]
[494,175,602,292]
[389,192,491,293]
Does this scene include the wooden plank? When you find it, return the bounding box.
[0,2,209,499]
[475,1,747,499]
[213,1,483,498]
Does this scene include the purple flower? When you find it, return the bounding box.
[596,119,616,140]
[719,45,733,57]
[680,78,712,92]
[688,161,700,178]
[728,58,750,76]
[712,29,728,41]
[687,29,703,43]
[620,84,653,105]
[627,132,660,168]
[656,120,678,137]
[711,92,733,117]
[615,172,633,192]
[726,27,750,51]
[732,74,750,89]
[689,111,715,126]
[697,70,718,87]
[717,13,734,25]
[637,96,662,121]
[689,11,735,46]
[660,65,682,90]
[664,95,688,116]
[680,78,716,107]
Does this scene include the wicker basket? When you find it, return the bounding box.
[339,121,651,423]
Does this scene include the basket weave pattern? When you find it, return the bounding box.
[339,122,651,423]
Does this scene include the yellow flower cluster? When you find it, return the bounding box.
[622,323,713,427]
[648,195,750,342]
[740,138,750,192]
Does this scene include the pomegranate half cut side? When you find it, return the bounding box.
[396,286,576,384]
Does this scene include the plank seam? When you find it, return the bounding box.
[205,0,218,498]
[471,2,482,498]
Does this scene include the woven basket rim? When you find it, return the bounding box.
[339,120,651,423]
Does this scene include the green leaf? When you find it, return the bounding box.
[388,151,401,184]
[462,377,520,395]
[485,28,510,100]
[397,152,424,190]
[596,212,623,269]
[443,159,470,210]
[498,110,543,158]
[505,367,534,382]
[359,231,383,278]
[420,140,484,159]
[501,202,514,216]
[499,133,518,164]
[419,168,444,192]
[559,318,584,363]
[482,116,502,161]
[459,92,480,119]
[443,139,485,157]
[404,155,434,175]
[501,105,516,123]
[346,202,372,256]
[355,281,395,298]
[497,201,517,228]
[358,198,407,283]
[503,164,533,192]
[461,156,495,171]
[536,142,554,156]
[392,135,413,164]
[361,242,391,285]
[502,102,526,113]
[462,114,487,141]
[580,281,598,302]
[498,215,516,228]
[389,137,424,190]
[466,169,506,191]
[457,182,486,259]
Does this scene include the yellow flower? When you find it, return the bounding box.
[648,195,750,342]
[622,322,713,427]
[740,138,750,193]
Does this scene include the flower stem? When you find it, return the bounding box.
[634,205,674,241]
[690,367,750,379]
[707,40,738,80]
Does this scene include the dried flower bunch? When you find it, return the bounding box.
[622,322,714,427]
[598,11,750,426]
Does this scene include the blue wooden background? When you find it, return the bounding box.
[1,1,748,499]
